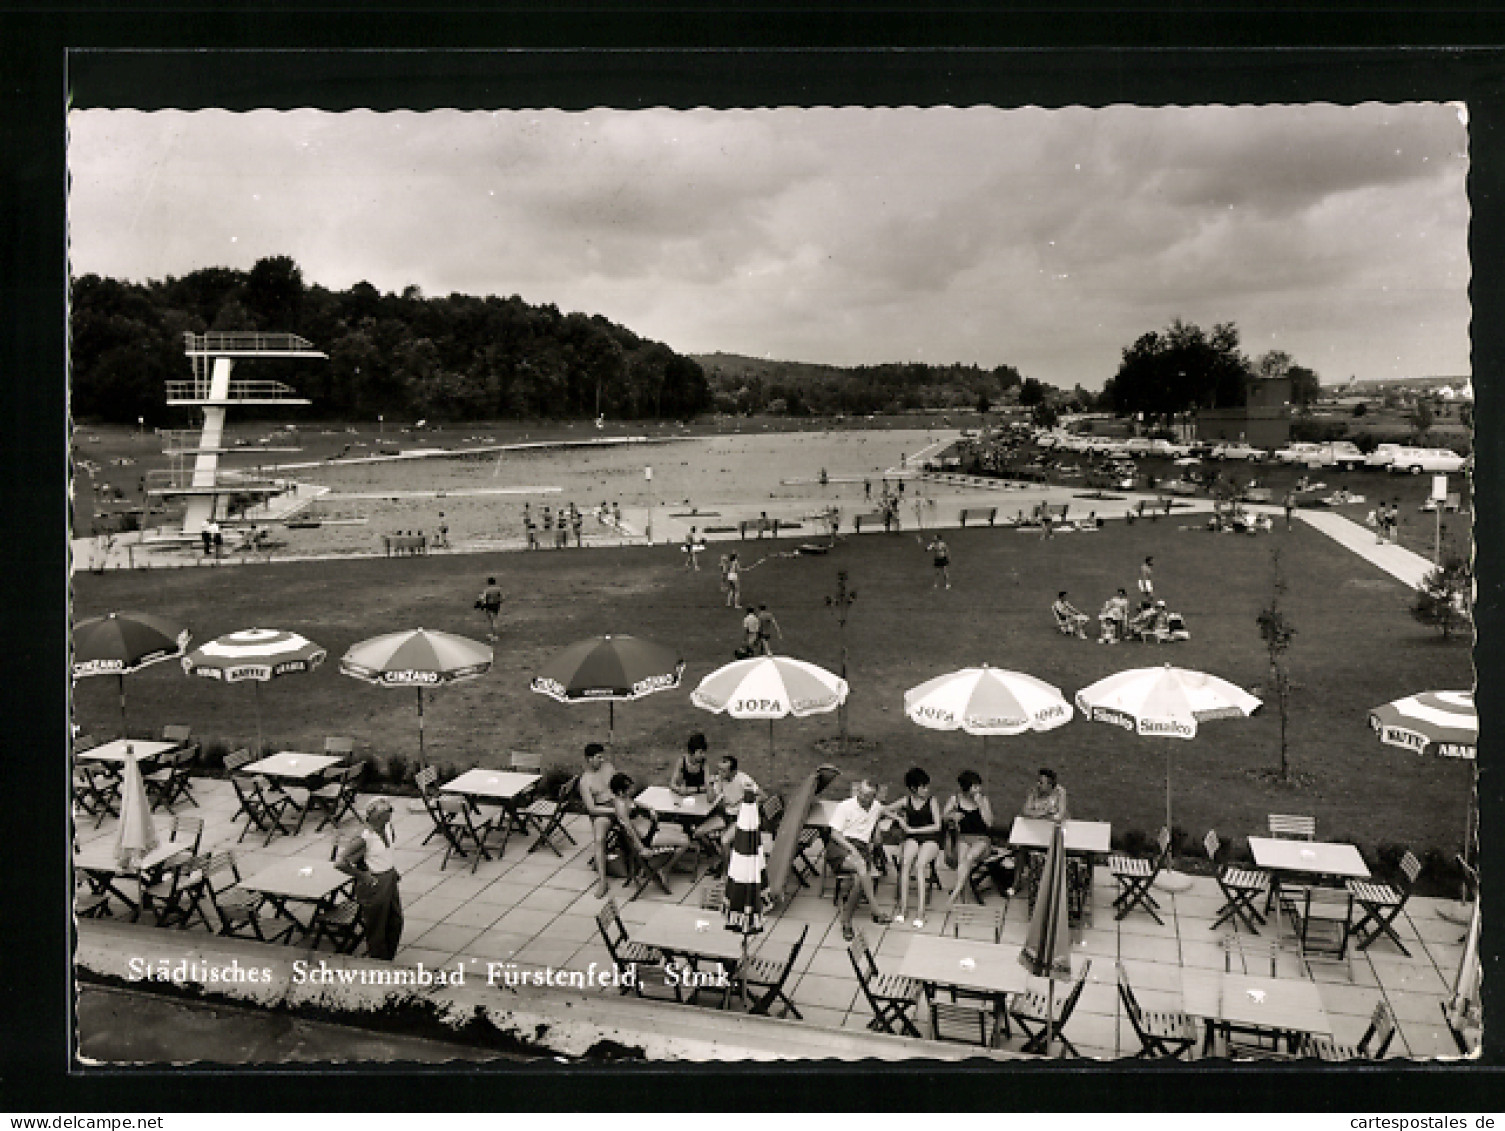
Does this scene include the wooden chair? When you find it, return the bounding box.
[421,786,501,873]
[508,750,543,805]
[733,923,808,1019]
[140,852,210,929]
[1205,830,1270,933]
[236,776,303,847]
[594,898,673,999]
[1117,961,1199,1059]
[789,827,825,889]
[1268,813,1316,840]
[223,748,254,774]
[1280,886,1354,975]
[1304,999,1397,1061]
[758,793,786,836]
[616,826,679,902]
[145,746,200,812]
[74,764,121,828]
[323,736,355,763]
[848,930,923,1037]
[520,774,580,856]
[1108,827,1170,923]
[1223,933,1280,977]
[1441,999,1481,1057]
[1347,851,1421,956]
[947,903,1004,944]
[307,898,367,955]
[201,852,292,944]
[699,880,727,912]
[965,846,1015,904]
[1010,958,1093,1056]
[929,1000,999,1048]
[301,763,365,833]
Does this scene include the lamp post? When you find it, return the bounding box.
[824,570,856,749]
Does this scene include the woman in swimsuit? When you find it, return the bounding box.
[671,732,709,795]
[944,769,996,905]
[576,742,618,897]
[889,766,944,928]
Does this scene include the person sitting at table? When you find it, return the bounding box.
[944,769,998,905]
[890,766,944,928]
[1022,767,1068,824]
[828,779,896,941]
[577,742,619,898]
[607,771,664,890]
[695,755,760,867]
[334,797,403,961]
[670,732,710,795]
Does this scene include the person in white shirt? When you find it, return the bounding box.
[696,756,759,867]
[335,797,403,960]
[827,780,896,940]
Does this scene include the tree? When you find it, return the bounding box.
[1352,402,1368,417]
[975,390,991,415]
[1255,546,1298,781]
[1409,398,1435,440]
[243,255,305,330]
[1413,557,1472,640]
[1108,319,1253,421]
[1018,377,1047,407]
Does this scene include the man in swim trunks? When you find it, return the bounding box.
[577,743,619,898]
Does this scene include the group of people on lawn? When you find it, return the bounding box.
[577,733,1070,942]
[1051,556,1186,644]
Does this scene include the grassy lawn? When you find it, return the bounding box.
[72,513,1474,860]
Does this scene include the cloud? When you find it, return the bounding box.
[67,103,1470,386]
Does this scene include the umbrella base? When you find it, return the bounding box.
[1153,869,1194,894]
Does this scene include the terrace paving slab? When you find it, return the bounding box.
[1317,980,1391,1018]
[493,906,562,937]
[1369,957,1449,995]
[408,922,485,955]
[445,901,510,930]
[1118,933,1180,964]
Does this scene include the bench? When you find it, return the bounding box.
[1033,502,1069,523]
[740,518,795,538]
[958,507,998,527]
[382,534,428,557]
[853,511,895,533]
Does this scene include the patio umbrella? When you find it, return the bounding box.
[72,611,190,736]
[724,796,775,1007]
[903,665,1073,776]
[340,628,492,765]
[182,628,327,754]
[1018,820,1073,1053]
[529,634,684,742]
[690,655,848,782]
[1370,690,1477,904]
[113,746,160,871]
[1075,663,1261,834]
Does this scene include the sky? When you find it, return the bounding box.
[67,104,1471,389]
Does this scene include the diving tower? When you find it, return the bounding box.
[157,331,326,537]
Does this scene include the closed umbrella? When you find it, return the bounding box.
[904,664,1073,775]
[1018,821,1073,1053]
[725,796,775,1007]
[529,634,683,742]
[1075,663,1261,834]
[341,628,492,764]
[1370,690,1477,904]
[73,611,190,736]
[182,628,326,754]
[114,746,160,871]
[691,655,848,782]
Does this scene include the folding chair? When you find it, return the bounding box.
[145,746,200,812]
[73,765,120,827]
[1010,958,1093,1056]
[236,776,302,847]
[595,897,673,998]
[323,736,355,763]
[1304,1000,1397,1061]
[1268,813,1316,840]
[947,903,1004,944]
[421,788,501,873]
[1223,933,1280,976]
[965,845,1015,904]
[300,763,365,834]
[1347,850,1421,956]
[699,880,727,911]
[1441,999,1481,1057]
[1280,886,1354,976]
[616,827,679,901]
[1204,830,1269,933]
[508,750,544,805]
[202,852,293,944]
[1117,961,1199,1059]
[734,923,808,1018]
[520,774,580,856]
[758,793,786,836]
[848,930,923,1037]
[140,852,210,929]
[790,827,825,889]
[307,898,367,955]
[1108,827,1170,923]
[929,1000,999,1048]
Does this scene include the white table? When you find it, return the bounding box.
[441,768,541,804]
[636,785,713,822]
[74,839,190,919]
[897,934,1038,1043]
[1181,968,1332,1055]
[1248,837,1370,881]
[243,751,343,782]
[1008,817,1112,855]
[77,738,176,766]
[240,857,354,941]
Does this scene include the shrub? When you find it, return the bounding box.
[200,740,228,772]
[539,765,574,797]
[385,754,411,787]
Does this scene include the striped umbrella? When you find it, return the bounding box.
[691,655,848,781]
[1018,821,1074,1052]
[182,628,327,753]
[113,746,160,871]
[904,665,1073,775]
[1075,664,1261,834]
[341,628,492,764]
[1370,690,1477,899]
[724,796,774,1006]
[72,611,190,736]
[529,634,683,742]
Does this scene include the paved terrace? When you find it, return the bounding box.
[75,777,1470,1060]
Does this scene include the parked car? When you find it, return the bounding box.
[1364,443,1407,470]
[1120,437,1155,457]
[1272,442,1325,465]
[1279,441,1365,470]
[1211,442,1266,461]
[1387,447,1467,474]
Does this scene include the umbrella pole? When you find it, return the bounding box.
[1046,979,1055,1054]
[253,680,264,755]
[417,686,426,766]
[1156,741,1192,892]
[609,701,615,744]
[1165,745,1173,834]
[118,673,128,738]
[769,719,776,785]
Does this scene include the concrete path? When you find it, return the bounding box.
[1296,509,1437,589]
